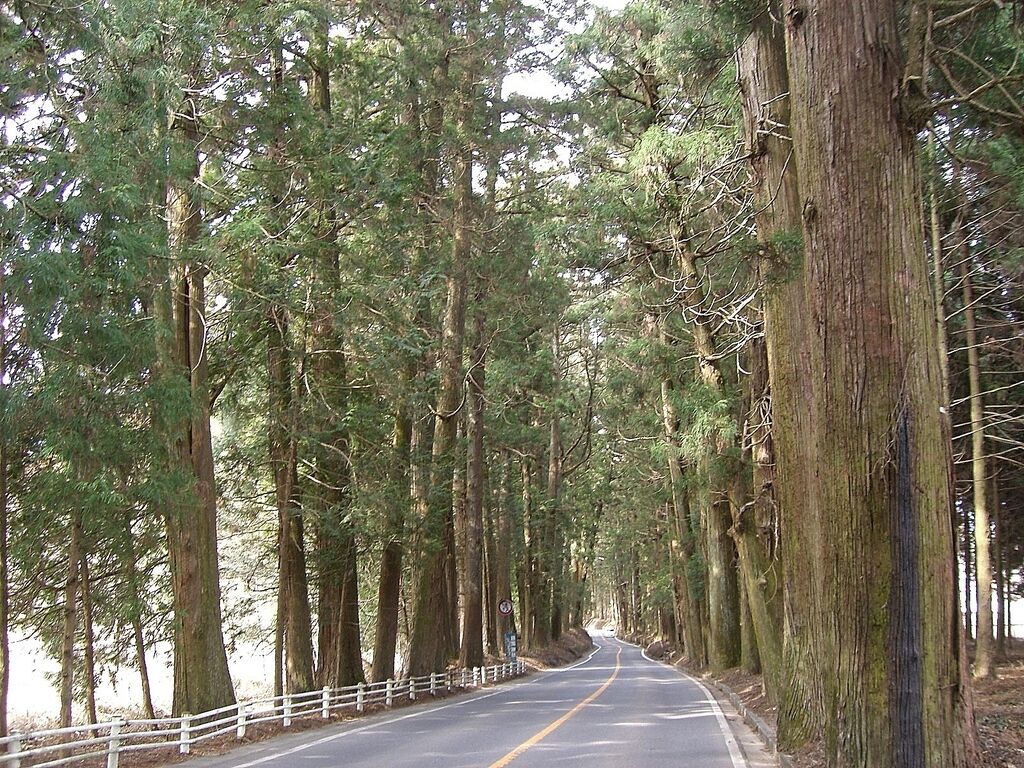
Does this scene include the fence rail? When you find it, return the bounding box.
[1,660,526,768]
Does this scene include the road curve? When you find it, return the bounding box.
[186,631,747,768]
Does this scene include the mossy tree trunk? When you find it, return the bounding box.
[736,14,795,708]
[781,1,974,764]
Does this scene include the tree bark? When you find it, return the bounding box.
[407,0,477,675]
[993,470,1005,659]
[306,17,364,690]
[79,547,98,725]
[521,457,540,649]
[656,338,705,665]
[370,406,410,682]
[928,138,953,416]
[459,310,487,668]
[268,307,315,693]
[739,576,761,674]
[483,483,499,655]
[119,513,155,718]
[781,1,975,763]
[961,256,994,679]
[738,4,828,744]
[494,454,514,649]
[546,329,565,643]
[0,297,10,737]
[733,333,783,700]
[60,511,82,727]
[158,110,235,716]
[672,243,740,671]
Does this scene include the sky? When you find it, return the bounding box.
[502,0,628,101]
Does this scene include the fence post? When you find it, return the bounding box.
[236,702,247,739]
[283,694,292,727]
[357,682,365,713]
[6,734,21,768]
[386,679,394,707]
[321,686,330,719]
[409,678,416,701]
[179,715,191,755]
[473,667,479,686]
[429,672,437,696]
[107,722,121,768]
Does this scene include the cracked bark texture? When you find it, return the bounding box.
[781,1,974,764]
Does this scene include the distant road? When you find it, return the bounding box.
[186,631,749,768]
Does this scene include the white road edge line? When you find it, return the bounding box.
[615,635,747,768]
[675,667,747,768]
[224,644,608,768]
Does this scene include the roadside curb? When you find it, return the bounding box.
[696,675,795,768]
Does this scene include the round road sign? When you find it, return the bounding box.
[497,598,513,616]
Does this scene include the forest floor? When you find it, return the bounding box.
[654,638,1024,768]
[518,627,594,669]
[9,633,596,768]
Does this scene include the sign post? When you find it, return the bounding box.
[504,630,517,663]
[497,598,516,662]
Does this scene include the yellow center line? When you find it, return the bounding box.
[486,645,622,768]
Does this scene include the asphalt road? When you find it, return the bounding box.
[188,631,754,768]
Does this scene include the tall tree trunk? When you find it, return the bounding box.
[928,139,953,416]
[306,17,363,690]
[963,500,974,642]
[158,110,235,716]
[993,469,1005,659]
[0,299,10,737]
[961,256,994,679]
[449,425,465,656]
[673,243,740,671]
[268,308,315,693]
[737,6,824,744]
[494,454,514,650]
[60,512,82,727]
[521,458,539,649]
[657,342,705,665]
[371,407,411,682]
[120,513,155,718]
[407,0,477,675]
[274,581,284,699]
[734,332,783,701]
[460,310,486,668]
[264,40,315,696]
[546,328,565,643]
[371,26,448,680]
[79,547,98,725]
[739,576,761,674]
[483,484,499,655]
[407,259,468,674]
[132,616,155,719]
[782,1,974,763]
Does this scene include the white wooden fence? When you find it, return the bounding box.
[0,661,526,768]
